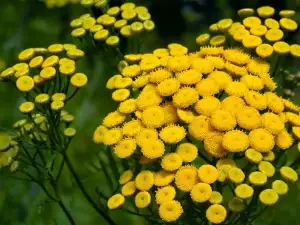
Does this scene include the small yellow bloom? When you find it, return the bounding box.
[159,125,186,144]
[135,191,151,208]
[64,127,76,137]
[228,167,245,184]
[112,89,130,102]
[249,171,268,186]
[158,200,183,222]
[70,73,88,87]
[265,18,280,29]
[119,170,133,185]
[161,153,183,172]
[228,197,245,212]
[209,191,223,204]
[272,180,289,195]
[190,182,212,203]
[51,100,64,111]
[235,184,254,199]
[103,128,123,146]
[198,165,218,184]
[242,35,262,48]
[155,186,176,204]
[257,6,275,18]
[135,170,154,191]
[18,48,35,61]
[256,44,273,58]
[222,130,249,153]
[245,148,263,164]
[35,94,50,104]
[114,138,136,158]
[243,16,261,28]
[280,166,298,183]
[19,102,35,113]
[273,41,290,54]
[107,194,125,210]
[103,111,126,128]
[206,204,227,224]
[259,189,279,206]
[176,143,198,163]
[48,44,64,54]
[121,181,136,196]
[16,76,34,92]
[280,18,298,31]
[175,165,199,192]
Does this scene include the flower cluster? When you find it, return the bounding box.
[196,6,299,59]
[94,41,300,223]
[70,2,155,47]
[0,133,19,171]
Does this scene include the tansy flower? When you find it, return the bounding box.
[225,81,249,97]
[70,73,88,88]
[158,200,183,222]
[261,112,284,135]
[132,75,150,88]
[119,170,134,185]
[122,65,141,77]
[198,165,218,184]
[244,91,267,110]
[140,56,161,73]
[272,180,288,195]
[189,116,214,140]
[167,55,190,72]
[250,25,268,36]
[93,125,108,143]
[259,189,279,206]
[106,75,122,89]
[141,139,165,159]
[292,126,300,139]
[134,191,152,210]
[103,111,126,128]
[228,197,245,213]
[107,194,125,210]
[209,191,223,204]
[224,62,248,77]
[275,130,293,150]
[249,128,275,153]
[136,89,162,110]
[279,10,295,18]
[19,102,35,114]
[233,29,250,42]
[247,58,270,76]
[173,87,199,108]
[280,166,298,183]
[211,110,237,131]
[177,109,195,124]
[243,16,261,28]
[161,103,179,124]
[121,181,136,196]
[241,74,264,91]
[249,171,268,186]
[29,56,44,68]
[176,143,198,163]
[256,44,274,58]
[265,28,284,42]
[258,161,275,178]
[190,183,212,203]
[236,106,261,130]
[142,106,165,128]
[195,96,221,116]
[273,41,290,55]
[136,128,158,146]
[228,167,245,184]
[290,44,300,57]
[118,99,137,114]
[114,138,136,158]
[176,69,202,85]
[265,18,280,29]
[153,48,169,58]
[191,58,214,74]
[175,165,199,192]
[35,94,50,104]
[221,96,245,116]
[209,35,226,46]
[114,77,132,89]
[204,133,228,158]
[135,170,154,191]
[40,67,56,80]
[280,18,298,31]
[217,18,233,31]
[199,46,224,56]
[263,151,275,162]
[103,128,123,145]
[284,100,299,112]
[245,148,263,164]
[155,186,176,204]
[257,6,275,18]
[196,33,210,45]
[209,23,219,32]
[159,125,186,144]
[154,170,175,187]
[242,35,262,48]
[112,89,130,102]
[235,184,254,199]
[259,73,277,91]
[222,130,249,152]
[161,153,183,172]
[205,56,225,69]
[16,76,34,92]
[122,120,142,137]
[156,78,180,96]
[195,78,219,97]
[223,49,250,65]
[206,204,227,224]
[216,158,236,168]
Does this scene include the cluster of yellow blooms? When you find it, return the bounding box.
[70,2,155,47]
[45,0,81,8]
[196,6,300,59]
[93,40,300,223]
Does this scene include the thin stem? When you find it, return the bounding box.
[57,200,77,225]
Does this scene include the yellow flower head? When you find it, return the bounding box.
[161,103,179,125]
[280,18,298,31]
[159,125,186,144]
[114,138,136,158]
[121,181,136,196]
[196,78,219,97]
[221,96,245,116]
[155,185,176,204]
[196,33,210,45]
[259,189,279,206]
[195,96,221,116]
[228,197,245,213]
[175,165,199,192]
[223,49,250,65]
[225,81,248,97]
[191,182,212,203]
[258,161,275,177]
[70,73,88,87]
[249,128,275,153]
[236,106,261,130]
[158,200,183,222]
[177,109,195,124]
[276,130,293,150]
[136,128,158,146]
[280,166,298,183]
[222,130,249,152]
[245,148,263,164]
[272,180,289,195]
[250,25,268,36]
[204,133,228,158]
[273,41,290,55]
[136,89,162,110]
[210,35,226,46]
[243,16,261,28]
[189,116,214,141]
[177,69,202,85]
[16,76,34,92]
[242,35,262,48]
[199,46,224,57]
[19,102,35,114]
[257,6,275,18]
[228,167,245,184]
[107,194,125,210]
[173,87,199,108]
[198,165,218,184]
[154,170,175,187]
[161,153,183,172]
[249,171,268,186]
[247,58,270,76]
[176,143,198,163]
[167,55,190,72]
[235,184,254,199]
[209,191,223,204]
[265,29,284,42]
[244,91,267,110]
[256,44,274,58]
[103,128,123,145]
[119,99,137,114]
[206,204,227,224]
[135,170,154,191]
[261,112,285,134]
[135,191,151,208]
[191,58,214,74]
[290,44,300,57]
[211,110,237,131]
[142,106,165,128]
[141,139,165,159]
[119,170,134,185]
[103,111,126,128]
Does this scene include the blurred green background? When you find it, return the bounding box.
[1,0,300,224]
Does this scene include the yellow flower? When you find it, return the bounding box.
[259,73,277,91]
[159,200,183,222]
[284,101,299,112]
[221,96,245,116]
[94,29,109,41]
[204,133,228,158]
[122,120,142,137]
[280,166,298,182]
[196,78,219,97]
[191,58,214,74]
[261,112,285,134]
[161,153,183,172]
[258,161,275,177]
[243,16,261,28]
[141,139,165,159]
[209,23,219,32]
[136,89,162,110]
[238,8,255,17]
[140,56,161,72]
[249,128,275,153]
[265,29,284,42]
[71,28,86,38]
[191,182,212,203]
[106,36,120,46]
[70,73,88,88]
[265,92,283,113]
[205,56,225,69]
[173,87,199,108]
[292,126,300,139]
[107,194,125,210]
[118,99,137,114]
[206,204,227,224]
[244,91,267,110]
[19,102,34,114]
[259,189,279,206]
[222,130,249,152]
[153,48,169,58]
[176,69,202,85]
[236,106,261,130]
[121,181,136,196]
[217,18,233,31]
[40,67,56,80]
[211,110,236,131]
[154,170,175,187]
[290,44,300,57]
[242,35,262,48]
[135,170,154,191]
[223,49,250,65]
[29,56,44,68]
[122,65,141,78]
[103,128,123,146]
[199,46,224,56]
[225,81,248,97]
[265,18,279,29]
[155,186,176,204]
[245,148,263,164]
[228,197,245,213]
[279,10,295,18]
[217,165,232,182]
[103,111,126,128]
[175,165,199,192]
[64,127,76,137]
[90,24,104,33]
[263,151,275,162]
[143,20,155,32]
[93,125,108,143]
[233,28,250,42]
[224,62,248,77]
[250,25,268,36]
[0,67,15,79]
[276,130,293,150]
[124,54,141,63]
[52,93,66,102]
[142,106,165,128]
[177,109,195,124]
[159,125,186,144]
[216,158,236,168]
[272,180,289,195]
[176,143,198,163]
[112,89,130,102]
[209,35,226,46]
[119,170,133,185]
[106,74,122,89]
[136,128,158,146]
[256,44,274,58]
[198,165,218,184]
[249,171,268,186]
[35,94,50,104]
[280,18,298,31]
[161,103,179,125]
[235,184,254,199]
[257,6,275,18]
[209,191,223,204]
[196,33,210,45]
[189,116,214,141]
[273,41,290,55]
[16,76,34,92]
[18,48,35,61]
[132,75,150,88]
[148,68,171,84]
[228,167,245,184]
[167,55,190,72]
[135,191,151,208]
[42,55,59,68]
[195,96,221,116]
[114,138,136,158]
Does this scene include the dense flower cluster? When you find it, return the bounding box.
[70,2,155,47]
[94,39,300,223]
[196,6,300,59]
